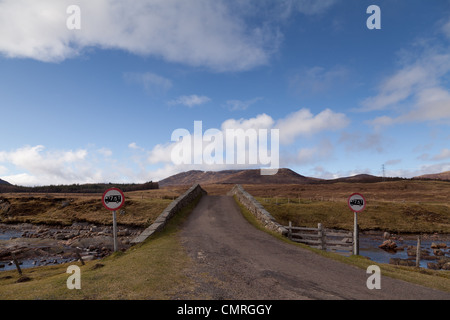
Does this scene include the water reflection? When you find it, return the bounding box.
[359,233,449,269]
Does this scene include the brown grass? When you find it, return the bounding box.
[203,181,450,233]
[0,186,190,228]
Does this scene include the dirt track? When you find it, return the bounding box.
[179,195,450,300]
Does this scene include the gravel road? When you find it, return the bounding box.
[179,195,450,300]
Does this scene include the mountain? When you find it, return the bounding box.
[158,168,320,186]
[413,171,450,181]
[0,179,11,185]
[326,174,384,183]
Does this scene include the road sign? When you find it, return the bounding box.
[102,188,125,211]
[348,193,366,255]
[348,193,366,213]
[102,187,125,252]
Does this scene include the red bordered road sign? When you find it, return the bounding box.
[102,188,125,211]
[348,193,366,213]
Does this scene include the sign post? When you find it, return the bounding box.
[348,193,366,255]
[102,188,125,252]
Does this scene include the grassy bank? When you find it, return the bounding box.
[233,196,450,293]
[209,180,450,234]
[0,195,200,300]
[0,187,189,228]
[258,197,450,233]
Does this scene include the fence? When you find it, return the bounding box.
[286,222,353,254]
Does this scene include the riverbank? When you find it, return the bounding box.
[0,222,143,271]
[360,231,450,270]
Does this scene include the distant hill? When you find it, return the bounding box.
[158,168,320,186]
[325,174,384,184]
[157,168,408,186]
[413,171,450,181]
[0,179,11,185]
[0,181,158,193]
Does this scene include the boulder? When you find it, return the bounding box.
[431,242,447,249]
[379,240,397,250]
[427,262,440,270]
[389,258,415,266]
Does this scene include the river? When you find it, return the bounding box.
[359,232,450,269]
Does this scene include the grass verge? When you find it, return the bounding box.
[0,195,202,300]
[233,196,450,293]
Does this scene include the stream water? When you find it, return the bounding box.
[1,227,449,272]
[359,233,450,268]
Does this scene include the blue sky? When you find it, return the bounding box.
[1,0,450,186]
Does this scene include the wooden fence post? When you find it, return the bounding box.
[318,223,325,251]
[416,235,421,268]
[288,221,292,240]
[76,250,85,266]
[11,252,22,276]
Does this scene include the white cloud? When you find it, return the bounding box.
[146,108,348,173]
[296,139,333,165]
[0,145,90,185]
[362,32,450,127]
[339,131,385,153]
[221,113,275,132]
[124,72,172,94]
[442,18,450,39]
[290,65,350,95]
[0,0,281,72]
[290,0,337,15]
[225,97,263,111]
[148,143,175,164]
[97,148,112,157]
[168,95,211,108]
[0,107,349,185]
[128,142,145,151]
[388,162,450,179]
[432,148,450,161]
[275,108,349,144]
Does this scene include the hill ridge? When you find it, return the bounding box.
[158,168,388,186]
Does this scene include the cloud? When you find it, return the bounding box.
[339,131,385,153]
[290,65,350,95]
[441,18,450,39]
[124,72,172,94]
[168,95,211,108]
[388,162,450,179]
[221,113,274,132]
[290,0,337,15]
[0,145,90,185]
[362,27,450,127]
[0,145,159,186]
[249,0,337,17]
[275,108,349,144]
[385,159,402,166]
[146,107,348,172]
[432,148,450,161]
[128,142,144,151]
[225,97,263,111]
[296,139,334,165]
[0,0,281,72]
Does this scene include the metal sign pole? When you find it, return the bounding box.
[112,210,118,252]
[102,188,125,253]
[353,211,359,255]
